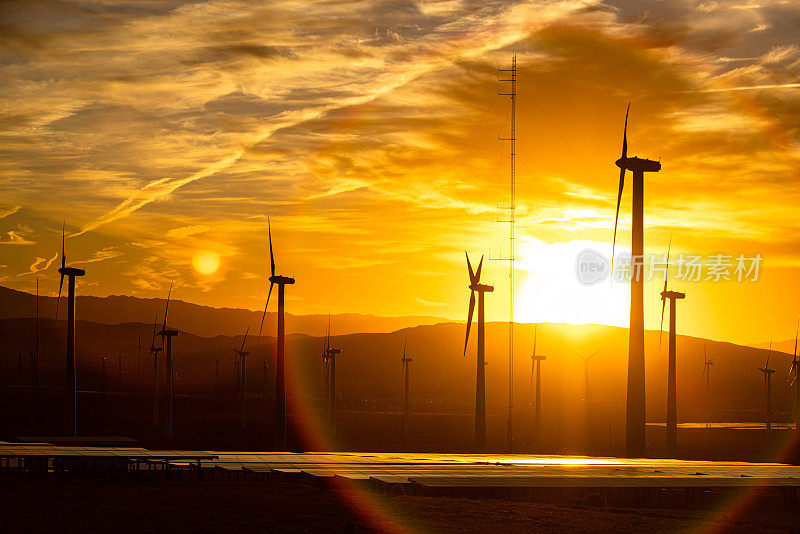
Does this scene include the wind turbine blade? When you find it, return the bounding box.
[151,314,158,347]
[611,169,625,279]
[268,217,275,278]
[659,294,666,346]
[241,326,249,353]
[794,319,798,359]
[56,222,66,321]
[475,255,484,283]
[326,314,331,353]
[466,252,475,285]
[257,281,274,339]
[61,221,66,270]
[610,104,629,280]
[464,290,475,355]
[162,282,172,335]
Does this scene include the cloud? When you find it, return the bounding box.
[16,253,58,276]
[0,205,21,219]
[0,224,36,245]
[165,224,211,239]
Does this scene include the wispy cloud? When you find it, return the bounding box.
[17,253,58,276]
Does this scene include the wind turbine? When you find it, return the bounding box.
[579,350,601,407]
[157,283,179,439]
[659,240,685,456]
[788,322,799,432]
[401,340,413,434]
[325,318,342,434]
[257,218,295,450]
[529,324,546,439]
[148,314,162,427]
[321,325,331,415]
[57,222,86,437]
[464,252,493,452]
[702,344,714,427]
[758,345,775,430]
[233,327,251,430]
[611,104,662,457]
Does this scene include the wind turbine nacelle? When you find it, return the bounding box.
[59,266,86,277]
[469,283,495,293]
[660,290,686,300]
[158,328,180,337]
[327,348,342,355]
[616,156,661,173]
[270,275,295,285]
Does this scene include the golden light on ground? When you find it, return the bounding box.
[192,250,221,276]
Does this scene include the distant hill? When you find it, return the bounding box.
[0,286,452,337]
[2,317,795,423]
[752,338,797,357]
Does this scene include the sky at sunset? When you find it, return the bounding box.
[1,0,798,346]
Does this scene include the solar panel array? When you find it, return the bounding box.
[203,451,800,489]
[2,444,798,489]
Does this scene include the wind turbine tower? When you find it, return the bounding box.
[611,104,662,457]
[790,323,799,432]
[702,345,714,426]
[149,315,162,426]
[257,218,295,450]
[530,325,546,439]
[659,240,685,457]
[464,253,493,452]
[579,350,601,407]
[325,322,342,434]
[233,327,251,429]
[758,346,775,430]
[57,223,86,437]
[401,340,413,433]
[157,284,179,439]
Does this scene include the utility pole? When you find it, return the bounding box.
[497,54,517,452]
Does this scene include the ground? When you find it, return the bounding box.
[1,479,798,533]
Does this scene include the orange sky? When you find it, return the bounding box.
[1,0,798,346]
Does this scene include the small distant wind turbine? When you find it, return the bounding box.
[257,218,295,450]
[579,350,601,407]
[788,322,799,432]
[157,283,179,439]
[149,314,162,426]
[529,324,546,439]
[324,318,342,434]
[57,222,86,436]
[758,344,776,430]
[702,344,714,427]
[659,239,685,456]
[99,350,108,395]
[464,252,493,452]
[233,327,251,429]
[401,340,413,433]
[611,105,661,458]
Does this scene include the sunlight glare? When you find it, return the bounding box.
[515,238,630,326]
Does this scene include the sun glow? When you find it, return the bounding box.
[192,250,221,276]
[515,238,630,327]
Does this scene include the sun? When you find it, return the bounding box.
[192,250,221,276]
[515,238,630,327]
